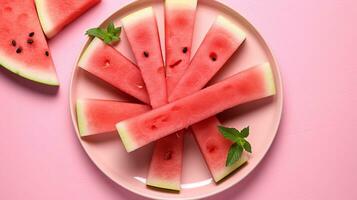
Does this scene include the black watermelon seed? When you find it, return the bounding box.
[45,51,49,56]
[143,51,149,57]
[11,40,16,46]
[27,39,33,44]
[210,52,217,61]
[16,47,22,54]
[182,47,188,54]
[29,32,35,37]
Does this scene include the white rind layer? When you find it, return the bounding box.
[261,62,277,96]
[78,38,103,69]
[215,15,246,44]
[0,50,58,86]
[165,0,198,9]
[76,100,89,137]
[34,0,56,38]
[116,122,136,152]
[121,7,154,27]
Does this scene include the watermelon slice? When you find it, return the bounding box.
[0,0,58,86]
[78,38,150,104]
[121,7,167,108]
[191,117,248,182]
[165,0,197,94]
[169,15,246,102]
[34,0,101,38]
[146,0,197,190]
[117,63,276,152]
[76,99,150,137]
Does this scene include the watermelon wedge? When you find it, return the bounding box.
[34,0,101,38]
[76,99,150,137]
[169,15,246,102]
[117,63,276,152]
[165,0,197,94]
[0,0,58,86]
[122,7,167,108]
[78,38,150,104]
[191,117,248,182]
[146,0,197,190]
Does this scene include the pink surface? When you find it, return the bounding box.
[0,0,356,199]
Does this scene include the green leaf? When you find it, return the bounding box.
[226,143,243,166]
[243,139,252,153]
[86,22,122,45]
[239,126,249,138]
[218,125,239,142]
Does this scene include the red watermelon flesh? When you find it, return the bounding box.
[0,0,58,85]
[191,117,248,182]
[117,63,276,152]
[169,16,246,102]
[76,99,150,137]
[146,0,198,191]
[165,0,197,94]
[35,0,101,38]
[78,38,150,104]
[122,7,167,108]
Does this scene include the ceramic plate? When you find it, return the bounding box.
[69,0,283,199]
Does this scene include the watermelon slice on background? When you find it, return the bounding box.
[34,0,101,38]
[76,99,150,137]
[191,117,248,182]
[117,63,276,152]
[0,0,58,86]
[121,7,167,108]
[78,38,150,104]
[169,15,246,102]
[146,0,198,191]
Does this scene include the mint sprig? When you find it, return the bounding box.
[86,22,121,44]
[218,126,252,166]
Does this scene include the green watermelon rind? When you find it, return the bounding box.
[146,178,180,191]
[116,122,136,152]
[213,153,248,182]
[261,62,276,95]
[0,51,59,86]
[34,0,55,38]
[76,100,89,137]
[77,38,100,70]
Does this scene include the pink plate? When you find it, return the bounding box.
[69,0,283,199]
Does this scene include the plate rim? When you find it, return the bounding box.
[69,0,284,199]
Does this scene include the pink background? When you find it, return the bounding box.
[0,0,356,199]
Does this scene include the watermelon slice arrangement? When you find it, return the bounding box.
[0,0,100,85]
[76,0,277,192]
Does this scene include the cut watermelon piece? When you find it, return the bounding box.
[146,0,198,191]
[122,7,167,108]
[117,63,276,152]
[0,0,58,86]
[191,117,248,182]
[169,15,246,102]
[76,99,150,137]
[165,0,197,94]
[146,132,184,191]
[34,0,101,38]
[78,38,150,104]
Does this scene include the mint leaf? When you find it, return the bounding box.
[86,22,121,44]
[219,125,253,166]
[218,126,238,142]
[226,143,243,166]
[243,139,252,153]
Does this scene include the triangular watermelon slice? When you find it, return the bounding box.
[76,99,150,137]
[117,63,276,152]
[35,0,101,38]
[121,7,167,108]
[78,38,150,104]
[146,0,198,191]
[191,117,248,182]
[0,0,58,86]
